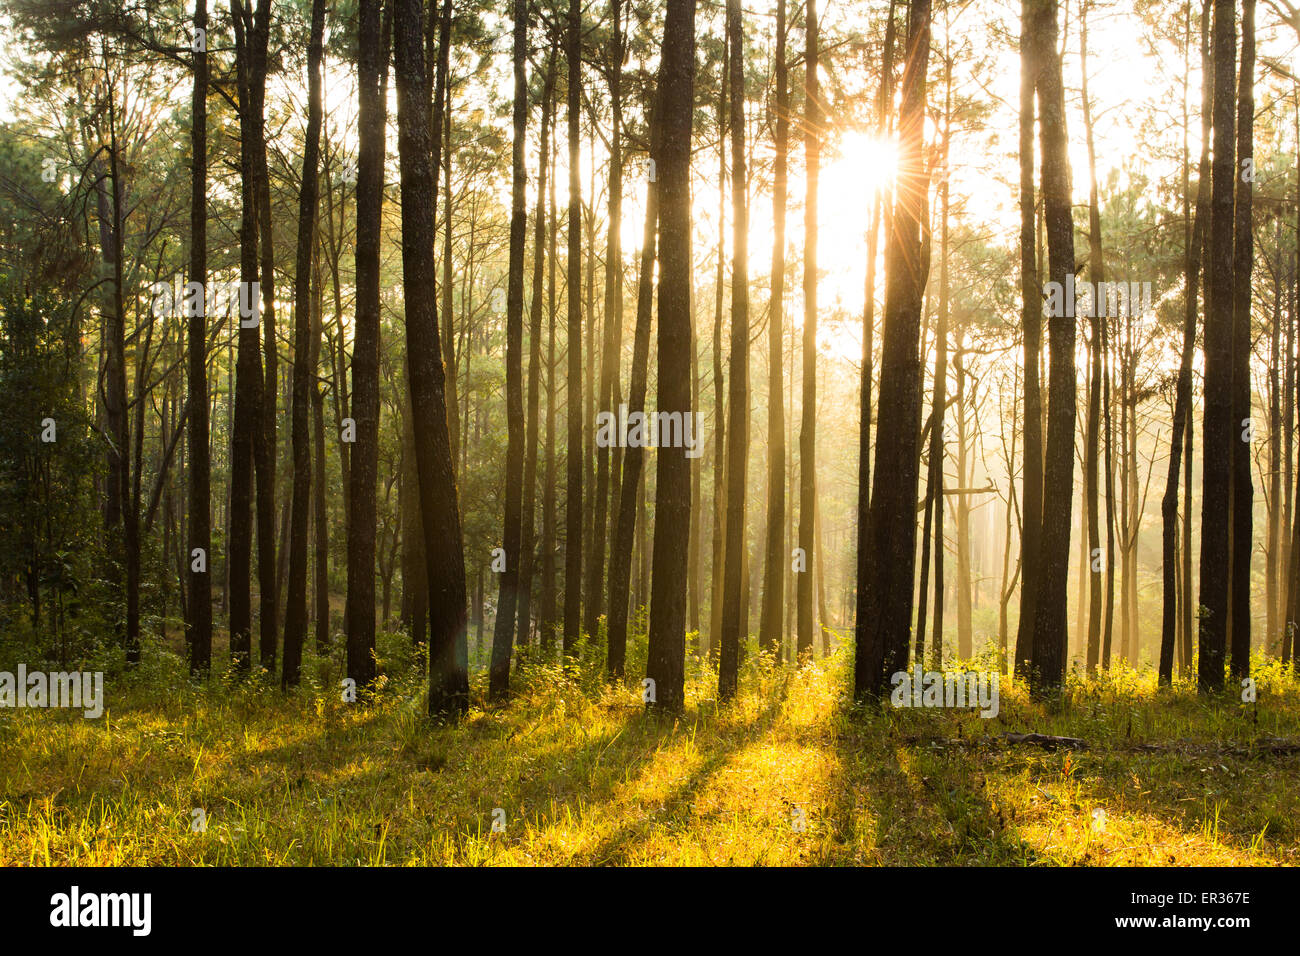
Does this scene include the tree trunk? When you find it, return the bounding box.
[283,0,326,688]
[563,0,584,658]
[1161,0,1209,685]
[518,48,557,654]
[1081,0,1104,676]
[311,255,331,654]
[645,0,697,714]
[250,0,279,675]
[586,0,624,643]
[229,0,270,675]
[1199,0,1235,692]
[718,0,750,702]
[709,48,727,664]
[187,0,212,675]
[855,0,897,681]
[1013,0,1042,680]
[394,0,469,718]
[1229,0,1254,679]
[1027,0,1077,694]
[760,0,790,662]
[796,0,822,663]
[540,124,559,654]
[490,0,529,700]
[855,0,932,700]
[607,78,663,679]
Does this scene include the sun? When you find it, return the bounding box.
[828,130,901,197]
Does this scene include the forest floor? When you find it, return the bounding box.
[1,632,1298,865]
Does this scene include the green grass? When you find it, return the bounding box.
[1,637,1297,866]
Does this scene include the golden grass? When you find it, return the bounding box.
[1,643,1296,866]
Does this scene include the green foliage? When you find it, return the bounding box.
[0,287,103,661]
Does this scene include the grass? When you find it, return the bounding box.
[1,633,1298,866]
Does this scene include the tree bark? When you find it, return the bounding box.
[1013,0,1042,680]
[394,0,469,717]
[855,0,932,700]
[718,0,750,702]
[228,0,270,675]
[797,0,821,662]
[1229,0,1254,679]
[490,0,529,699]
[283,0,326,688]
[563,0,584,658]
[645,0,697,714]
[518,48,557,654]
[761,0,790,661]
[1029,0,1078,694]
[1161,0,1209,685]
[187,0,212,675]
[1200,0,1235,692]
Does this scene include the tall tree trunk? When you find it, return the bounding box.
[1162,0,1209,685]
[283,0,327,688]
[956,340,973,658]
[1267,243,1282,654]
[760,0,790,661]
[311,256,331,653]
[718,0,750,702]
[343,0,389,691]
[1200,0,1236,693]
[229,0,270,674]
[1102,298,1117,668]
[709,48,727,663]
[645,0,697,714]
[394,0,469,717]
[855,0,897,680]
[797,0,822,661]
[1027,0,1077,694]
[1013,0,1042,679]
[587,0,624,643]
[101,67,138,663]
[443,80,459,474]
[541,127,559,653]
[563,0,584,657]
[400,372,426,646]
[518,49,557,653]
[187,0,212,675]
[855,0,932,700]
[1229,0,1255,679]
[490,0,529,699]
[1081,0,1104,676]
[608,93,663,680]
[249,0,279,674]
